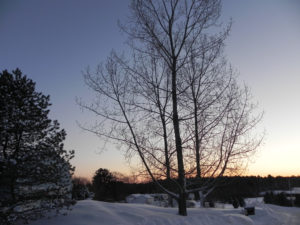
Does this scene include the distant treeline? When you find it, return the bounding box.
[123,176,300,202]
[207,175,300,202]
[75,170,300,203]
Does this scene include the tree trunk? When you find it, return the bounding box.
[199,191,205,207]
[178,192,187,216]
[194,191,200,201]
[168,195,173,207]
[161,116,170,180]
[171,64,187,216]
[194,100,201,178]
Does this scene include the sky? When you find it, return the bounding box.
[1,0,299,179]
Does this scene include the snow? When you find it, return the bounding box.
[293,188,300,194]
[125,193,198,208]
[13,200,41,213]
[26,200,300,225]
[260,187,300,195]
[244,197,264,207]
[126,194,155,204]
[214,203,235,209]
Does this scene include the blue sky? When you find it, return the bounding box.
[1,0,299,179]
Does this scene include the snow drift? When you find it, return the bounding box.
[26,200,300,225]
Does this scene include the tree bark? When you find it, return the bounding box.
[171,64,187,216]
[194,100,201,178]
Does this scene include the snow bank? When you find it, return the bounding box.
[126,193,198,208]
[126,194,155,205]
[26,200,300,225]
[214,203,234,209]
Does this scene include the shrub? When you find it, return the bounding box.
[72,177,92,200]
[263,192,292,207]
[294,195,300,207]
[232,198,239,208]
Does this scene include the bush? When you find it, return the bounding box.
[232,198,239,208]
[294,195,300,207]
[263,192,274,204]
[263,192,292,207]
[72,177,92,200]
[238,196,245,207]
[274,192,291,206]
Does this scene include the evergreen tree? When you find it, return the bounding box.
[92,168,115,201]
[0,69,75,224]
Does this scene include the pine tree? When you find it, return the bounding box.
[0,69,75,224]
[92,168,115,201]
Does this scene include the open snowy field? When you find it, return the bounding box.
[26,200,300,225]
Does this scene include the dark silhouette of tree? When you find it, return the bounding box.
[72,177,91,200]
[92,168,116,201]
[0,69,74,224]
[80,0,263,216]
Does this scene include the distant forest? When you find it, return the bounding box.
[78,173,300,203]
[205,176,300,202]
[125,176,300,202]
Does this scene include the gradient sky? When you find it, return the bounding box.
[1,0,299,179]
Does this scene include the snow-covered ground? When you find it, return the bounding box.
[26,199,300,225]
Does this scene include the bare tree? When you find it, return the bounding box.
[178,44,232,200]
[80,0,263,216]
[79,54,179,200]
[121,0,226,215]
[183,76,263,204]
[116,52,174,180]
